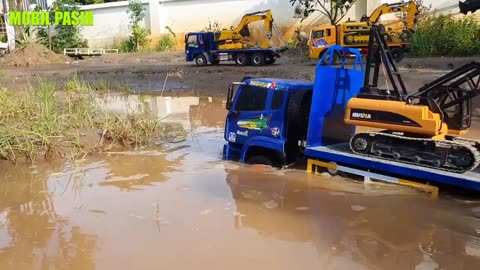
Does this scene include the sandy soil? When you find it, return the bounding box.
[1,50,479,102]
[0,43,70,67]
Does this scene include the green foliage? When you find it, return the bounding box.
[156,34,176,52]
[37,0,88,53]
[15,26,47,48]
[121,0,149,52]
[120,24,150,52]
[155,26,177,52]
[289,0,356,24]
[0,78,170,164]
[0,35,7,43]
[286,38,296,48]
[127,0,146,25]
[411,14,480,57]
[203,18,223,32]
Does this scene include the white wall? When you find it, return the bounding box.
[79,0,379,48]
[80,1,150,47]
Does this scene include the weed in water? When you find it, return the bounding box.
[0,78,182,165]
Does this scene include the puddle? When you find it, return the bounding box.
[1,95,480,269]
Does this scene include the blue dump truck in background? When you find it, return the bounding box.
[184,32,285,66]
[222,25,480,194]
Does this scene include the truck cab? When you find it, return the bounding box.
[185,32,218,66]
[223,77,315,168]
[223,46,364,168]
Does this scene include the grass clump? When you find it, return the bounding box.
[0,77,179,164]
[155,34,176,52]
[411,14,480,57]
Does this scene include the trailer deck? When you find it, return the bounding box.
[304,143,480,193]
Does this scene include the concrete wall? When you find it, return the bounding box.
[79,0,381,48]
[80,1,150,47]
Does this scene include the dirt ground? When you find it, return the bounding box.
[1,50,479,100]
[0,43,70,67]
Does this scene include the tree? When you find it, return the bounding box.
[290,0,357,25]
[120,0,149,52]
[37,0,88,53]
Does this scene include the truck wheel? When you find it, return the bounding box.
[235,53,249,66]
[195,55,207,66]
[251,53,266,66]
[246,155,273,167]
[390,47,405,63]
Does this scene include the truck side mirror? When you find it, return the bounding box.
[226,82,245,111]
[226,83,233,110]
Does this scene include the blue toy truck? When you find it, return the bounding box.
[184,32,285,66]
[222,44,480,194]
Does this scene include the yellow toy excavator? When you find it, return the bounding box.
[214,10,285,50]
[344,1,418,44]
[344,23,480,173]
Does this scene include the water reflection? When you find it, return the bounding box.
[225,168,480,270]
[0,161,97,270]
[97,94,227,131]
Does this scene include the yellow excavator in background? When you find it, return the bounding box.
[353,0,418,43]
[214,10,286,50]
[307,1,418,62]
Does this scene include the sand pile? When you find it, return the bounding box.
[0,43,70,67]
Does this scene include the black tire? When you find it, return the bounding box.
[195,55,207,66]
[390,47,405,63]
[287,89,312,138]
[235,53,249,66]
[350,134,372,154]
[319,50,340,66]
[211,59,220,65]
[246,155,274,166]
[251,53,266,66]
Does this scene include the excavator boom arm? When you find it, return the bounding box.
[234,10,273,37]
[362,24,480,131]
[365,1,418,30]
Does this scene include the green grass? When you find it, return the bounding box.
[411,14,480,57]
[0,76,183,164]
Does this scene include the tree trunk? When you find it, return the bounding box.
[8,0,24,41]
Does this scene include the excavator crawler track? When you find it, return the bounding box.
[349,131,480,173]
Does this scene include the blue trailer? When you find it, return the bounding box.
[184,32,286,66]
[222,44,480,194]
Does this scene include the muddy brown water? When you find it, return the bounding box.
[1,95,480,270]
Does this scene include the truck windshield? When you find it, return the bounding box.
[186,35,198,47]
[312,30,324,39]
[234,86,268,111]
